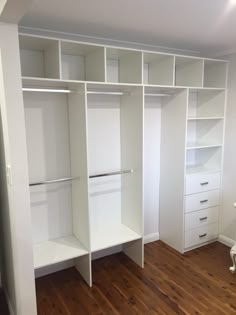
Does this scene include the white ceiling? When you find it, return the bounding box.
[19,0,236,56]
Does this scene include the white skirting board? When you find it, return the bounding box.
[218,235,235,247]
[144,232,160,244]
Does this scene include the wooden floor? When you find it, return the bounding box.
[1,241,236,314]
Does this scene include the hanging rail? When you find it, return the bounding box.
[29,177,80,187]
[87,91,129,96]
[22,88,73,93]
[145,93,171,97]
[89,169,134,179]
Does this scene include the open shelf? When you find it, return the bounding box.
[33,236,88,269]
[204,60,227,88]
[188,89,225,119]
[106,48,142,84]
[175,56,204,87]
[186,146,222,175]
[19,35,60,79]
[91,224,141,252]
[187,118,223,149]
[143,52,174,85]
[60,41,105,82]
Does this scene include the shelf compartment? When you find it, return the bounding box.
[91,224,141,252]
[34,236,88,269]
[204,60,227,88]
[175,56,204,87]
[106,48,142,84]
[19,35,60,79]
[186,118,223,149]
[143,52,174,85]
[186,146,222,175]
[188,89,225,119]
[61,41,105,81]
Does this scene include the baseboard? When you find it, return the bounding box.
[35,260,74,278]
[144,232,160,244]
[2,283,15,315]
[92,245,122,260]
[218,235,235,247]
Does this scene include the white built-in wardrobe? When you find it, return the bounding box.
[16,32,228,311]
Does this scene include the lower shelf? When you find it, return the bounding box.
[91,224,142,252]
[34,236,88,269]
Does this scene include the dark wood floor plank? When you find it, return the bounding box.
[1,241,236,315]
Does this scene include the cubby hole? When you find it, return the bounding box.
[143,52,174,85]
[175,56,204,87]
[106,48,142,84]
[61,41,105,81]
[204,60,227,88]
[19,35,60,79]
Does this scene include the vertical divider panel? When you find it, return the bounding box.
[85,47,106,82]
[58,40,62,80]
[159,89,188,253]
[44,40,61,79]
[120,86,144,266]
[68,83,92,286]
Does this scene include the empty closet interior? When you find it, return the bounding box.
[18,32,228,290]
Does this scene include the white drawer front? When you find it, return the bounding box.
[185,172,221,195]
[185,206,219,231]
[185,223,218,249]
[185,190,220,213]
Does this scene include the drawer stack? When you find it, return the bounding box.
[184,172,220,250]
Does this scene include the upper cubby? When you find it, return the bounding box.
[106,48,142,84]
[203,60,227,88]
[19,35,60,79]
[60,41,105,82]
[188,89,225,119]
[143,53,174,86]
[175,56,204,87]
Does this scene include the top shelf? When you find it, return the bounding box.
[19,34,228,88]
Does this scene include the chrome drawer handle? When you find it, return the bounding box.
[200,182,209,186]
[199,233,207,238]
[199,216,208,221]
[200,199,208,203]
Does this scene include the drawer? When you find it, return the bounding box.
[185,223,218,249]
[185,172,221,195]
[185,190,220,213]
[185,206,219,231]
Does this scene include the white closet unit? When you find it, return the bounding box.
[17,33,228,305]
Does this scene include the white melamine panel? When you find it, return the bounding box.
[91,224,141,252]
[144,97,161,239]
[143,53,174,85]
[175,57,204,87]
[106,48,142,83]
[185,190,220,213]
[159,89,188,252]
[68,84,90,250]
[185,172,221,195]
[24,92,72,243]
[184,223,218,249]
[188,90,225,118]
[185,206,219,231]
[61,41,105,81]
[33,236,88,269]
[186,119,224,148]
[204,60,227,88]
[186,146,222,174]
[19,35,60,79]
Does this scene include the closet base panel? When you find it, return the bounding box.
[75,254,92,287]
[123,238,144,268]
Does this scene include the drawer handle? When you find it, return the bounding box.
[200,199,208,203]
[199,216,208,221]
[200,182,209,186]
[199,233,207,238]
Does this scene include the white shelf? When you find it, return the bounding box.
[186,165,221,175]
[33,236,88,269]
[188,117,224,120]
[91,224,141,252]
[186,143,222,150]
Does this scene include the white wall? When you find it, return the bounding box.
[220,53,236,242]
[0,23,37,315]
